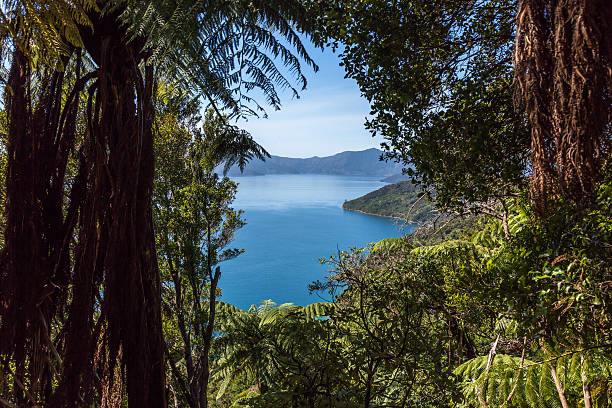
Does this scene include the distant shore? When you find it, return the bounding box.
[342,205,407,222]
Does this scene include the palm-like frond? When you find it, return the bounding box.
[3,0,319,116]
[455,349,612,408]
[212,301,336,402]
[122,0,319,117]
[0,0,97,66]
[455,354,557,408]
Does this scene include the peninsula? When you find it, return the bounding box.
[342,181,436,223]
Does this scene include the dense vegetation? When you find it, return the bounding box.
[379,174,411,184]
[1,0,611,407]
[342,181,480,244]
[342,181,436,222]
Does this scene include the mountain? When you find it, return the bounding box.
[224,148,403,177]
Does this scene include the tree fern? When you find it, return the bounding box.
[1,0,97,66]
[121,0,320,118]
[303,302,335,320]
[456,354,553,407]
[455,349,612,407]
[411,238,491,261]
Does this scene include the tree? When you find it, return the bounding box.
[315,241,488,407]
[514,0,612,213]
[0,0,321,405]
[212,300,345,408]
[0,49,93,407]
[0,110,6,247]
[316,0,529,213]
[154,97,267,407]
[322,0,612,216]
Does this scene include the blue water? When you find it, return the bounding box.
[220,175,412,309]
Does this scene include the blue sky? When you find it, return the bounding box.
[237,42,383,158]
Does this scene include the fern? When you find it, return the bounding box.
[303,302,335,320]
[1,0,97,67]
[121,0,319,118]
[411,238,491,261]
[454,354,572,408]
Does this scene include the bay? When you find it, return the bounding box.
[220,175,412,309]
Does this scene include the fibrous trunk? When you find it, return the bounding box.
[1,15,168,406]
[89,26,166,408]
[514,0,612,213]
[0,48,80,404]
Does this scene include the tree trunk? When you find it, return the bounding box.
[77,10,166,405]
[581,354,592,408]
[549,363,570,408]
[97,41,166,407]
[514,0,612,213]
[0,49,33,406]
[2,10,167,406]
[201,266,221,408]
[0,48,76,404]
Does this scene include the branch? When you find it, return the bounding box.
[477,334,500,408]
[518,344,612,370]
[164,341,196,408]
[501,336,526,408]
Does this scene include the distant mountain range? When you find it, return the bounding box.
[224,148,403,177]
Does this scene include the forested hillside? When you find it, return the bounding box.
[379,173,411,183]
[342,181,435,222]
[343,181,479,244]
[1,1,611,407]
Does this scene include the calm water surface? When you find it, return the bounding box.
[220,175,411,309]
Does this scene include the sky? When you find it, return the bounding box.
[236,41,383,158]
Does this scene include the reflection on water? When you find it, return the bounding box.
[220,175,411,309]
[233,174,393,209]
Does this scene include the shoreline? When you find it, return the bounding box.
[342,206,407,222]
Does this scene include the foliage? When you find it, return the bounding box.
[154,92,271,407]
[198,109,270,175]
[488,186,612,348]
[455,350,612,408]
[197,177,611,408]
[317,0,529,212]
[317,244,472,407]
[1,1,611,407]
[319,191,611,407]
[123,0,321,117]
[341,180,482,245]
[0,0,323,404]
[342,181,437,223]
[434,190,612,407]
[212,300,346,408]
[0,0,97,65]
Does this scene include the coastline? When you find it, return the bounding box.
[342,205,408,222]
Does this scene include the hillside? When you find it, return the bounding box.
[343,181,478,243]
[380,173,411,183]
[342,181,437,223]
[224,148,403,176]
